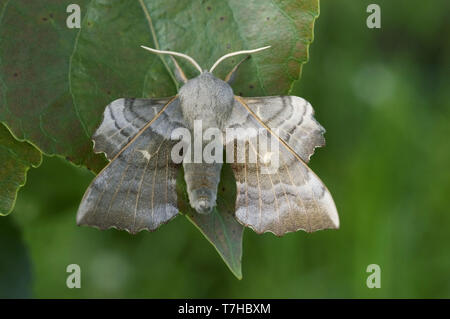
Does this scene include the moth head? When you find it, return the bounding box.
[140,45,271,81]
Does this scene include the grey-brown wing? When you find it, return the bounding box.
[233,96,325,163]
[224,96,338,236]
[77,97,184,234]
[93,97,182,160]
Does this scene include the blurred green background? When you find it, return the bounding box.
[1,0,449,298]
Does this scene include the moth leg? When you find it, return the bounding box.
[224,55,251,84]
[170,56,188,84]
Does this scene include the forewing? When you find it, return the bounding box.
[93,97,182,160]
[224,97,338,236]
[77,97,184,234]
[236,96,325,162]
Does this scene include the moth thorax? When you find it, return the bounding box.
[179,72,234,130]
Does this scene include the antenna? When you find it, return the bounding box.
[140,46,203,74]
[209,46,271,73]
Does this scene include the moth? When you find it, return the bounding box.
[77,46,339,236]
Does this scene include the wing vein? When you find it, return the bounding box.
[165,152,169,220]
[280,153,311,232]
[105,160,132,222]
[151,144,162,222]
[249,138,263,230]
[133,150,152,231]
[248,140,281,233]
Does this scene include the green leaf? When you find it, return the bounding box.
[69,0,318,277]
[0,123,42,216]
[70,0,319,138]
[0,0,318,170]
[177,164,243,279]
[0,0,106,173]
[0,0,318,276]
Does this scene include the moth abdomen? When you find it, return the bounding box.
[183,162,222,214]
